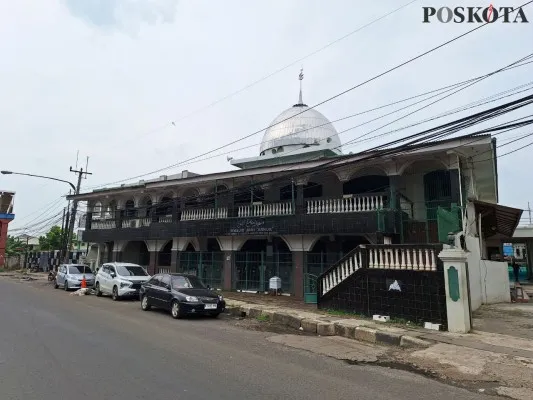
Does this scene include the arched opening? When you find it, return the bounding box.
[234,186,264,205]
[178,239,224,289]
[182,188,199,208]
[343,175,390,195]
[93,202,103,220]
[122,241,149,266]
[423,170,452,219]
[105,200,117,219]
[235,238,292,293]
[158,240,172,267]
[139,196,153,218]
[124,199,136,218]
[156,196,173,216]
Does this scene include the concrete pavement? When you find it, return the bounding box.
[0,278,490,400]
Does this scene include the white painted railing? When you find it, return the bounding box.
[92,220,115,230]
[307,195,384,214]
[122,219,138,228]
[181,207,228,221]
[238,202,293,217]
[139,218,151,227]
[367,246,438,271]
[158,215,173,223]
[321,249,363,295]
[320,245,441,296]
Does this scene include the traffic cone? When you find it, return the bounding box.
[81,275,87,289]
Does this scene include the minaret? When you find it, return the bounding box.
[298,68,304,105]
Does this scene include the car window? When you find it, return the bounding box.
[148,275,161,286]
[116,265,148,277]
[109,266,116,275]
[160,275,171,289]
[172,275,206,289]
[68,265,91,274]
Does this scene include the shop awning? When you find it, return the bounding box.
[472,200,523,238]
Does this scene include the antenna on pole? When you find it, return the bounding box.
[298,67,304,105]
[75,150,79,169]
[528,201,532,225]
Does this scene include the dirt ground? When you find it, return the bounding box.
[473,303,533,340]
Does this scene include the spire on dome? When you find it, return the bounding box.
[298,68,304,104]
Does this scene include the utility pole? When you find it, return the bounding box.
[64,167,92,263]
[528,202,532,225]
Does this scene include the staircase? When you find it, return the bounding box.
[317,244,446,327]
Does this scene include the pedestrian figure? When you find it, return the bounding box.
[512,261,520,282]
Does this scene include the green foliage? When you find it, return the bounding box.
[5,236,28,257]
[38,226,64,250]
[38,226,78,250]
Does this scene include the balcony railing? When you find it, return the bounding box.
[306,194,385,214]
[92,219,116,230]
[238,202,293,218]
[158,215,173,223]
[181,207,228,221]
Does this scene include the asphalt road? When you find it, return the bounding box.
[0,278,490,400]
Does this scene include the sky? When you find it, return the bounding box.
[1,0,532,235]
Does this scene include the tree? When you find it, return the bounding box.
[5,236,28,257]
[39,226,64,250]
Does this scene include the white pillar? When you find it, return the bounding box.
[438,247,471,333]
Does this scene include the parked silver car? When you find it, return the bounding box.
[54,264,95,291]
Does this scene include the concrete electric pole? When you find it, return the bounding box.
[64,166,92,263]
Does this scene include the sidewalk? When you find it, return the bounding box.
[222,291,533,399]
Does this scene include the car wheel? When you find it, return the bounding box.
[64,281,69,291]
[171,300,182,319]
[54,280,58,289]
[112,286,119,301]
[141,295,151,311]
[95,282,102,297]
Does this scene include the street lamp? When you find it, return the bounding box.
[1,170,77,262]
[1,170,76,192]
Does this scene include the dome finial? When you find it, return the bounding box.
[298,67,304,105]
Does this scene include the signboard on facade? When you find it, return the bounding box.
[228,218,275,236]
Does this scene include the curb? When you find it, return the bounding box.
[226,304,431,349]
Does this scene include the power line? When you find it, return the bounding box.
[83,97,533,215]
[130,0,419,141]
[86,53,533,191]
[84,5,533,191]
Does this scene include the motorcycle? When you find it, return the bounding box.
[48,270,56,281]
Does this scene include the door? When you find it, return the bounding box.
[100,265,111,293]
[145,275,162,305]
[57,265,66,287]
[158,275,173,310]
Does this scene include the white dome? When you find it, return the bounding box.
[259,104,342,155]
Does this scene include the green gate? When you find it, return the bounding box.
[437,203,461,243]
[304,252,343,304]
[303,273,319,304]
[234,252,293,293]
[178,251,224,289]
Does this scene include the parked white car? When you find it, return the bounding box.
[94,262,150,301]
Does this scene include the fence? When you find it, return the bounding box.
[25,250,87,271]
[317,244,447,328]
[234,251,293,294]
[177,251,225,289]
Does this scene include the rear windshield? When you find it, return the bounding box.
[116,265,148,276]
[68,265,92,274]
[172,276,206,289]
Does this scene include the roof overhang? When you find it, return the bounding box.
[473,200,523,238]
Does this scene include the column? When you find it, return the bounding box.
[148,251,157,275]
[449,169,460,205]
[223,251,234,291]
[170,249,179,272]
[296,184,305,214]
[439,247,471,333]
[112,250,122,262]
[292,250,305,299]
